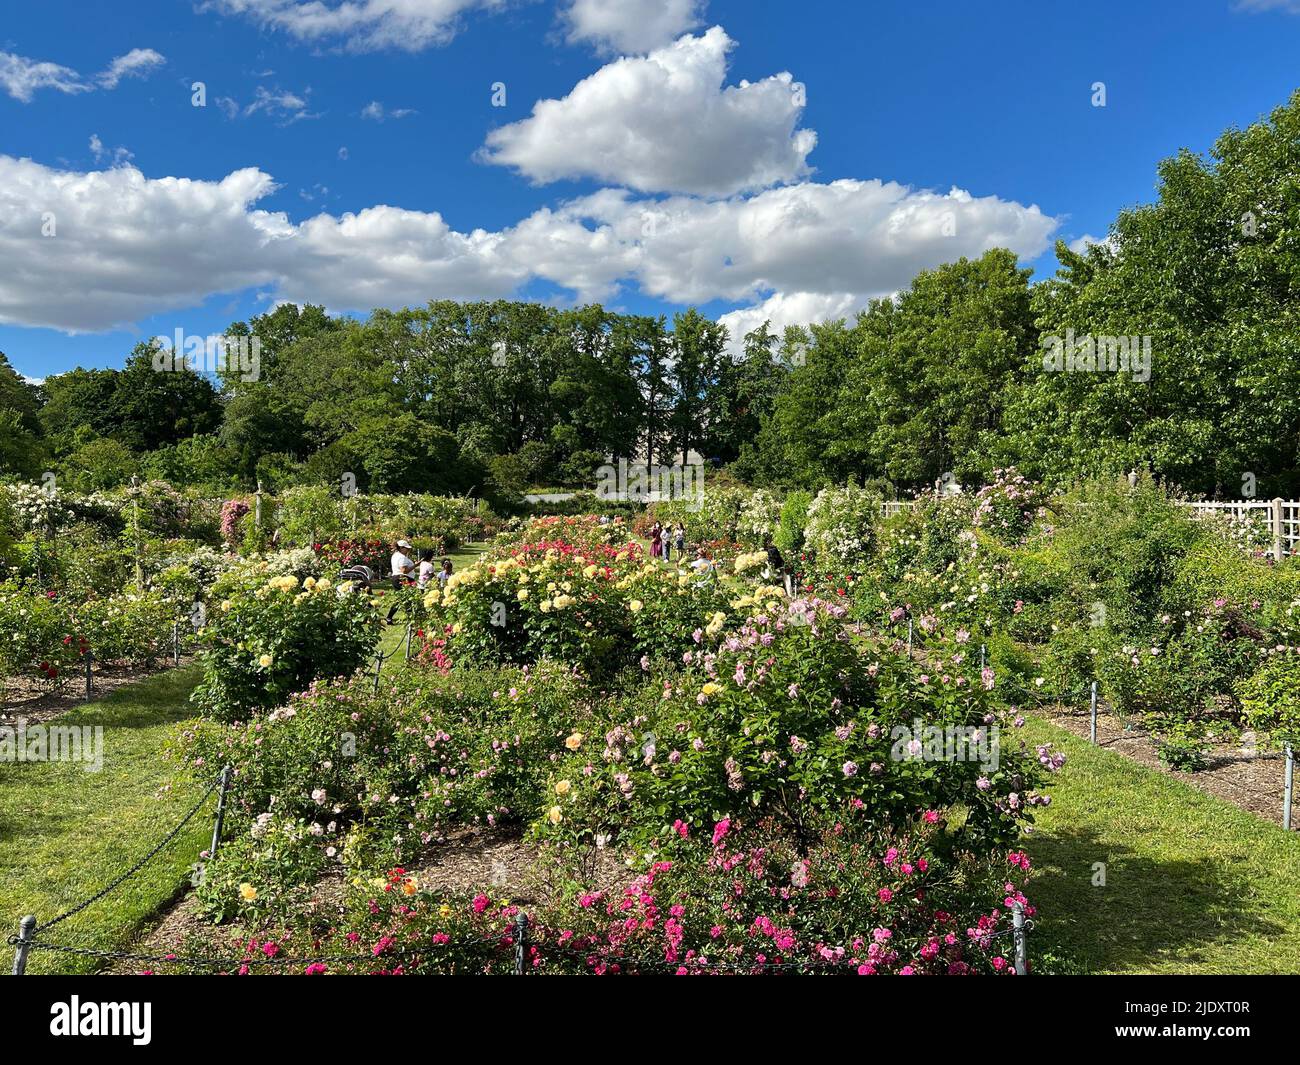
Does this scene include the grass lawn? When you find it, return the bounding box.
[1020,714,1300,974]
[0,665,207,975]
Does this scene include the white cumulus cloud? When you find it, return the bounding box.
[0,155,1057,340]
[560,0,707,55]
[716,291,863,356]
[481,27,815,197]
[0,156,289,332]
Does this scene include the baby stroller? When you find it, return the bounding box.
[337,564,376,591]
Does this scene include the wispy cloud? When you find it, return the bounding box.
[360,100,417,122]
[96,48,166,89]
[89,134,134,166]
[1234,1,1300,13]
[203,0,507,53]
[0,47,165,103]
[218,84,323,124]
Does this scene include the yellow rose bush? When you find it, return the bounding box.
[421,531,740,676]
[191,569,381,722]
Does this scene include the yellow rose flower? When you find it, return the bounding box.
[258,653,274,668]
[517,589,529,601]
[239,882,257,901]
[700,682,722,698]
[401,877,418,896]
[547,806,563,825]
[565,732,583,750]
[629,599,643,613]
[439,904,452,918]
[220,600,232,612]
[555,779,572,796]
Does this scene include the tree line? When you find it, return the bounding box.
[5,90,1300,502]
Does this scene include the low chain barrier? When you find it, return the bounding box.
[11,905,1033,976]
[6,753,1035,976]
[8,766,232,976]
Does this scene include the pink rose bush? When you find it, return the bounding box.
[536,596,1060,854]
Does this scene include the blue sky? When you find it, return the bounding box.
[3,0,1300,380]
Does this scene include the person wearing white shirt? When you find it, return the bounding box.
[390,539,415,581]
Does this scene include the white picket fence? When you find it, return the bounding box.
[1184,499,1300,560]
[879,497,1300,560]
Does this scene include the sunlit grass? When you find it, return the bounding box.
[1021,715,1300,974]
[0,665,206,975]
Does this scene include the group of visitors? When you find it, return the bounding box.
[649,521,687,562]
[389,538,452,589]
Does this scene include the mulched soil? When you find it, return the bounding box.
[101,825,628,973]
[1,657,194,728]
[1039,700,1296,829]
[890,631,1298,831]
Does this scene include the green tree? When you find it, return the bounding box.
[1003,90,1300,496]
[0,352,43,476]
[342,414,474,495]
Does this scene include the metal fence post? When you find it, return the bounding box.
[10,915,36,975]
[1012,901,1028,976]
[373,653,383,694]
[1285,744,1295,832]
[514,911,528,975]
[1273,498,1285,562]
[1090,681,1099,745]
[906,619,913,658]
[404,623,413,662]
[209,766,233,860]
[172,620,180,666]
[83,650,93,701]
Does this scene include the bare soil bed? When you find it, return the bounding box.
[1040,701,1295,828]
[101,826,627,974]
[1,657,194,728]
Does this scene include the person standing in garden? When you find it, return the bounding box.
[437,558,453,587]
[650,521,662,560]
[674,523,686,559]
[417,550,435,588]
[390,539,415,582]
[660,523,673,562]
